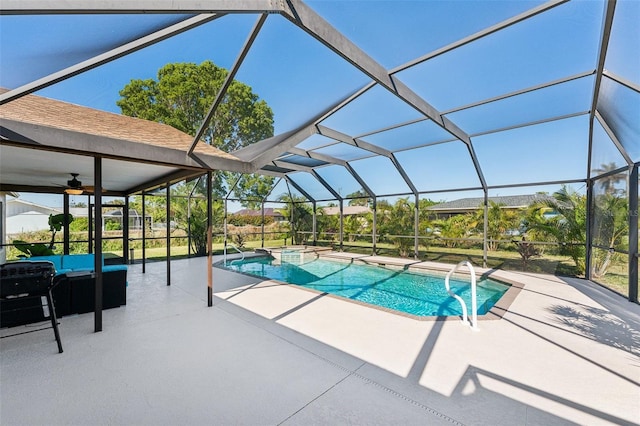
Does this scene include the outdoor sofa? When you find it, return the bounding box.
[0,254,127,327]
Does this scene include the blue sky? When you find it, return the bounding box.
[2,0,636,209]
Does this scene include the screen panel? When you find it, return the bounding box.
[360,119,453,152]
[315,165,365,198]
[473,115,589,186]
[395,0,603,112]
[598,77,640,162]
[349,156,411,196]
[395,142,482,192]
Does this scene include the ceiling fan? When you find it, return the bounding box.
[63,173,107,195]
[64,173,83,195]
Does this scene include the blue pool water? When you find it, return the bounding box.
[222,256,509,317]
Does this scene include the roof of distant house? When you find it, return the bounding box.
[321,205,371,216]
[7,198,62,216]
[428,194,556,212]
[233,208,283,217]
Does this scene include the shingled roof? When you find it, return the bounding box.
[0,88,240,162]
[428,194,556,212]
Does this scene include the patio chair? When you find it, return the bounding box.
[0,261,63,353]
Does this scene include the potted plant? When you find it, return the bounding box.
[13,213,74,257]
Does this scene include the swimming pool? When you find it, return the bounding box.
[221,255,510,318]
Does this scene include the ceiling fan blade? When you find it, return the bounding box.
[82,186,108,194]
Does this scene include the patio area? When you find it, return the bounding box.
[1,255,638,425]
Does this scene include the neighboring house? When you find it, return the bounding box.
[427,194,556,219]
[69,207,152,230]
[233,208,286,222]
[7,198,61,217]
[7,199,151,235]
[6,198,62,235]
[233,206,372,220]
[1,192,20,263]
[103,209,152,231]
[321,205,371,216]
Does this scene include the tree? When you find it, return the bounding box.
[592,162,625,195]
[377,198,415,257]
[513,236,540,271]
[591,193,628,278]
[418,198,437,249]
[277,194,313,245]
[317,209,339,242]
[470,201,519,251]
[343,214,366,242]
[118,61,277,253]
[169,180,223,256]
[433,214,473,248]
[118,61,273,150]
[346,190,371,207]
[118,61,275,199]
[520,203,555,256]
[231,173,276,210]
[528,186,587,274]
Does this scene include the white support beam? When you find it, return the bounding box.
[587,0,617,184]
[272,160,315,173]
[288,147,348,167]
[316,125,392,158]
[188,13,267,156]
[282,2,490,191]
[285,175,315,202]
[0,0,283,14]
[311,170,342,201]
[470,111,589,138]
[0,119,250,172]
[442,71,595,115]
[602,70,640,94]
[232,86,366,169]
[589,0,617,123]
[390,0,569,74]
[282,0,471,145]
[0,14,221,105]
[354,117,430,140]
[233,128,311,164]
[345,163,376,199]
[390,153,418,195]
[594,111,633,165]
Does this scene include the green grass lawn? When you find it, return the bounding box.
[109,239,286,262]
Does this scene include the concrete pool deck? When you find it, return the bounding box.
[1,255,639,425]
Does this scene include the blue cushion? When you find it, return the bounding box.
[62,254,95,271]
[30,255,63,271]
[103,265,128,273]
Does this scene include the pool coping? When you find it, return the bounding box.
[214,249,525,323]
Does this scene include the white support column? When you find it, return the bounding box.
[339,199,344,251]
[312,201,317,246]
[414,194,420,259]
[483,189,488,268]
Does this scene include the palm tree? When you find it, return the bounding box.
[470,201,519,251]
[433,214,472,248]
[592,162,625,195]
[591,193,628,278]
[377,198,414,257]
[529,186,587,274]
[277,194,312,244]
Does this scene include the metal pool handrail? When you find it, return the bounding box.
[224,243,245,265]
[445,260,478,330]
